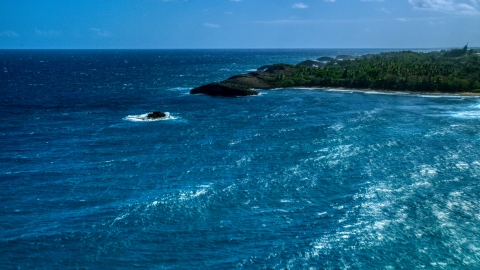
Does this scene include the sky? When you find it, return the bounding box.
[0,0,479,49]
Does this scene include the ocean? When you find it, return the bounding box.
[2,49,480,269]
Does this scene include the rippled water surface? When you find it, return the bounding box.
[2,50,480,269]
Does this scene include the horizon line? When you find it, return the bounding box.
[1,46,477,50]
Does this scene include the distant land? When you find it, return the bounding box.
[190,46,480,97]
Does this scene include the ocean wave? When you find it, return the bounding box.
[167,87,191,92]
[362,90,410,96]
[469,102,480,109]
[124,112,177,122]
[417,94,465,99]
[325,89,354,93]
[448,111,480,119]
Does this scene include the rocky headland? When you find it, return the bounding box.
[190,64,300,96]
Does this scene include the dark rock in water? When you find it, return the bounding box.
[317,56,334,62]
[297,60,325,68]
[190,83,259,97]
[335,55,357,60]
[147,111,167,119]
[190,64,297,97]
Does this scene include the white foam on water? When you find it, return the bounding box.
[304,164,448,265]
[124,112,178,122]
[168,87,191,92]
[448,111,480,119]
[197,183,213,188]
[229,138,242,146]
[317,212,327,217]
[289,87,320,91]
[361,90,410,96]
[329,123,344,131]
[417,94,465,99]
[325,89,354,93]
[455,162,469,170]
[149,200,159,207]
[178,188,208,201]
[235,155,251,166]
[110,213,130,226]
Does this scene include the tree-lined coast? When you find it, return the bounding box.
[190,47,480,96]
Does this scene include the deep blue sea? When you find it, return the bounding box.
[2,49,480,269]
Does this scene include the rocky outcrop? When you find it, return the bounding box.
[190,64,300,96]
[257,65,272,71]
[297,60,325,68]
[147,112,167,119]
[317,56,334,62]
[190,83,259,97]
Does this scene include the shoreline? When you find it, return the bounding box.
[257,86,480,97]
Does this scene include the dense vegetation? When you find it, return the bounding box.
[272,47,480,93]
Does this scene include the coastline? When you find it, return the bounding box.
[190,48,480,97]
[256,86,480,97]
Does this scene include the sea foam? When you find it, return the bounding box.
[124,112,177,122]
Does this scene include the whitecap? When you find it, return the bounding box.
[325,89,354,93]
[178,188,208,201]
[124,112,177,122]
[167,87,191,92]
[417,94,465,99]
[289,87,319,91]
[316,212,327,217]
[362,90,410,96]
[448,111,480,119]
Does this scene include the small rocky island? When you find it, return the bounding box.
[190,46,480,97]
[147,111,167,119]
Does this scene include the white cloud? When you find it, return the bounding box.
[90,28,112,37]
[378,7,391,13]
[204,23,220,28]
[255,18,383,24]
[324,0,336,2]
[0,31,19,38]
[293,2,309,8]
[408,0,479,14]
[395,16,449,22]
[35,29,61,37]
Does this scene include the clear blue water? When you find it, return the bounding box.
[2,49,480,269]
